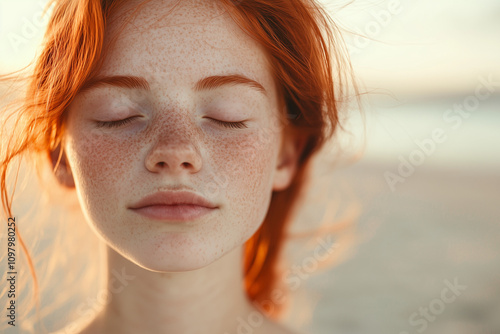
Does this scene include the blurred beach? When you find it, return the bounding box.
[287,96,500,334]
[296,2,500,331]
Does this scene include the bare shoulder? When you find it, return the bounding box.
[49,317,102,334]
[50,325,97,334]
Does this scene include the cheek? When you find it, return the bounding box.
[65,129,140,209]
[211,127,281,234]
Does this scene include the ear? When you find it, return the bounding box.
[49,144,75,188]
[272,132,307,192]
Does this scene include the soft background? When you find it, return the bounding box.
[1,1,499,333]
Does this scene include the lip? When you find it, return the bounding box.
[129,191,218,221]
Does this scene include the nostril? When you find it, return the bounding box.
[145,145,202,173]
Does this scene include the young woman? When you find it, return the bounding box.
[1,0,357,333]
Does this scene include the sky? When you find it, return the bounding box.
[318,0,500,96]
[1,0,499,97]
[1,0,499,169]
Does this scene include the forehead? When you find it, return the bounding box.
[98,0,276,98]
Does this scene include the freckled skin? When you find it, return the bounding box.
[65,0,286,271]
[61,0,300,333]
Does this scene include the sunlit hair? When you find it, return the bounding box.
[1,0,359,331]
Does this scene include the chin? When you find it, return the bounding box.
[132,258,211,273]
[132,253,225,273]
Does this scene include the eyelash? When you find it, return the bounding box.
[208,118,248,129]
[95,117,248,129]
[95,117,138,128]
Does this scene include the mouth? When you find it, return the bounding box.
[129,191,218,221]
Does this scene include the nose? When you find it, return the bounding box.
[145,139,202,174]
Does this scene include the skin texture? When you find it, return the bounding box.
[55,0,303,333]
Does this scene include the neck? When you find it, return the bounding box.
[92,245,262,334]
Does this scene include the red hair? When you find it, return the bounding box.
[1,0,356,324]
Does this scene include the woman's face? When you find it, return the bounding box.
[62,0,297,271]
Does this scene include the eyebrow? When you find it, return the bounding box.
[80,74,267,96]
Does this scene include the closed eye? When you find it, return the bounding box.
[95,116,140,128]
[207,118,248,129]
[95,116,248,130]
